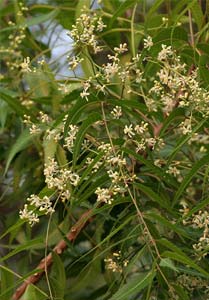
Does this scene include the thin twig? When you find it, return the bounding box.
[188,9,195,47]
[12,209,93,300]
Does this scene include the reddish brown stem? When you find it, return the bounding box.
[12,209,93,300]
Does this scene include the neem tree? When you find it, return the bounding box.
[0,1,209,299]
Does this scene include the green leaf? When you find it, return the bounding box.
[172,284,190,300]
[159,108,184,138]
[146,0,164,19]
[158,238,188,256]
[49,252,66,300]
[0,238,43,263]
[78,152,104,186]
[0,267,14,300]
[122,148,164,178]
[0,9,59,33]
[109,0,141,27]
[72,112,101,167]
[25,70,51,98]
[172,0,191,16]
[76,0,91,19]
[145,212,190,239]
[63,97,99,138]
[26,9,59,27]
[190,1,204,30]
[133,183,172,211]
[22,284,48,300]
[0,220,25,240]
[0,266,48,299]
[179,196,209,223]
[43,137,58,165]
[174,154,209,204]
[0,99,10,128]
[4,129,33,175]
[56,144,68,166]
[152,27,188,46]
[158,238,209,277]
[76,174,109,204]
[162,251,209,278]
[109,270,156,300]
[167,118,207,164]
[0,89,31,118]
[159,258,179,272]
[199,65,209,87]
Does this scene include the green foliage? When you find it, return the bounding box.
[0,1,209,300]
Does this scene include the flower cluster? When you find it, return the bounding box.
[104,251,128,273]
[143,36,153,50]
[149,45,209,117]
[192,210,209,259]
[177,274,209,293]
[1,2,30,74]
[44,158,80,199]
[180,203,209,259]
[111,106,122,119]
[64,124,79,151]
[68,11,106,53]
[18,12,209,290]
[19,194,54,226]
[68,55,84,71]
[20,57,32,73]
[19,204,39,226]
[123,121,163,152]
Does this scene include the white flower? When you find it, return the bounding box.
[46,129,62,142]
[135,69,144,83]
[132,54,141,62]
[64,124,79,151]
[146,137,156,148]
[96,84,106,94]
[95,187,113,204]
[114,43,128,54]
[107,155,126,167]
[39,111,50,123]
[124,124,135,138]
[162,17,168,23]
[68,13,104,54]
[29,124,41,135]
[179,119,192,135]
[103,62,120,82]
[154,159,162,167]
[118,69,130,82]
[136,141,146,152]
[68,56,84,70]
[107,170,120,183]
[27,194,54,214]
[96,17,106,32]
[166,166,180,177]
[158,44,173,61]
[135,122,148,134]
[69,173,80,186]
[58,83,71,95]
[80,80,91,100]
[20,57,31,72]
[80,90,90,99]
[98,143,112,153]
[111,106,122,119]
[144,36,153,50]
[19,204,39,226]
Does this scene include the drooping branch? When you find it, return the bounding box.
[12,209,93,300]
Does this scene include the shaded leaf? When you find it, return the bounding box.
[109,270,156,300]
[4,130,34,175]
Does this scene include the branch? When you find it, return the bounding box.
[12,209,93,300]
